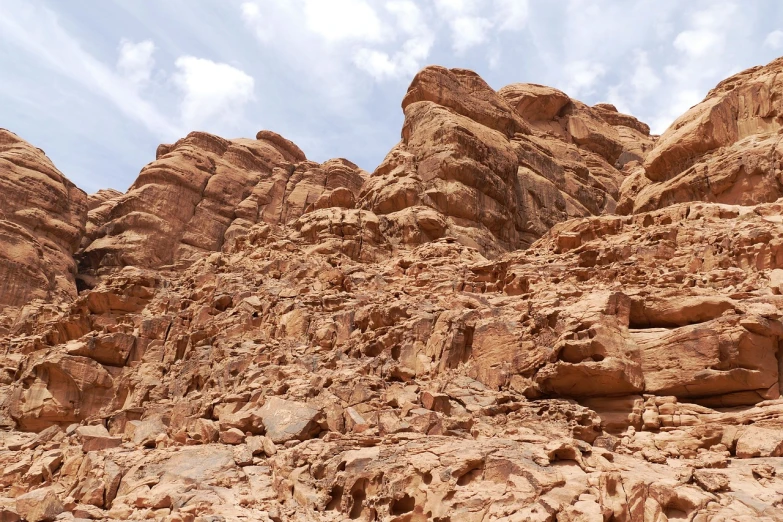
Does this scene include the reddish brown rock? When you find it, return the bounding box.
[359,67,654,259]
[80,131,368,270]
[3,62,783,521]
[15,487,63,522]
[625,56,783,214]
[0,130,88,309]
[258,398,324,443]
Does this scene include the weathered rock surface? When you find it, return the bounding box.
[79,131,368,270]
[622,56,783,214]
[3,61,783,521]
[15,487,63,521]
[359,66,654,257]
[0,130,87,312]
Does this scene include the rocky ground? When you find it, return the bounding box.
[1,58,783,521]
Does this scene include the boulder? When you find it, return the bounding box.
[76,424,122,452]
[736,426,783,458]
[259,398,325,444]
[15,487,63,522]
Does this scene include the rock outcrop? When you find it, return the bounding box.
[359,67,653,257]
[3,58,783,521]
[79,131,368,271]
[0,130,87,311]
[621,56,783,214]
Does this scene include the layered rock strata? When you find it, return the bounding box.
[0,130,87,311]
[359,67,654,257]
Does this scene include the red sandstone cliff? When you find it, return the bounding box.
[1,59,783,521]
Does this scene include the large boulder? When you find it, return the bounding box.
[9,354,115,431]
[259,397,325,444]
[15,487,63,522]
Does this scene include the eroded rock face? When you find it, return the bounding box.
[4,62,783,521]
[80,131,368,270]
[623,56,783,213]
[0,130,88,309]
[360,67,654,258]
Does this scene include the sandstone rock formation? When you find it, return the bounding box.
[79,131,367,271]
[358,66,654,257]
[620,56,783,214]
[0,130,87,312]
[2,58,783,521]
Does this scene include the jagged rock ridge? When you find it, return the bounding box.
[1,58,783,521]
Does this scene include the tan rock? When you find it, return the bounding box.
[126,417,167,447]
[75,424,122,452]
[0,129,88,309]
[10,355,116,431]
[693,469,730,492]
[259,398,325,443]
[15,487,63,522]
[219,427,246,445]
[735,426,783,458]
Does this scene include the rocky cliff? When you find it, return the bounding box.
[1,59,783,521]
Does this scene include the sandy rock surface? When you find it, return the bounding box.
[0,130,87,313]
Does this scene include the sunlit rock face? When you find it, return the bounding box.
[620,56,783,214]
[359,66,654,257]
[0,129,88,309]
[3,59,783,521]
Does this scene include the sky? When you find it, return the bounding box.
[1,1,782,193]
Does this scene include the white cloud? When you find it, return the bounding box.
[764,29,783,49]
[0,1,179,139]
[434,0,493,54]
[353,49,397,79]
[433,0,493,53]
[673,29,721,57]
[630,50,661,96]
[433,0,478,19]
[673,2,735,57]
[353,1,434,80]
[488,46,502,70]
[354,34,434,80]
[303,0,385,43]
[562,60,607,97]
[450,16,493,53]
[495,0,530,31]
[386,0,427,35]
[603,50,661,116]
[173,57,256,131]
[117,39,156,88]
[692,1,737,30]
[430,0,528,55]
[239,1,271,42]
[0,0,260,142]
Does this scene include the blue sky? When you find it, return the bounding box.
[1,0,782,193]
